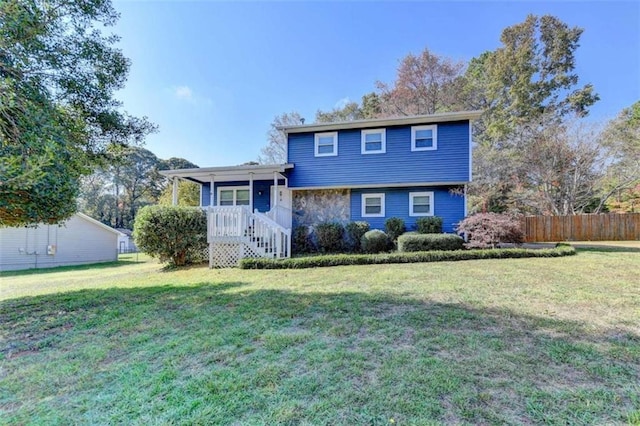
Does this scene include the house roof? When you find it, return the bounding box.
[159,163,294,184]
[279,111,483,134]
[76,213,125,236]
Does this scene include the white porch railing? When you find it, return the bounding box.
[207,206,291,267]
[265,204,292,229]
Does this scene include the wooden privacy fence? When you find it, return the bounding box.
[522,213,640,242]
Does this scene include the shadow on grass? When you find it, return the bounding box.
[574,245,640,253]
[1,282,638,424]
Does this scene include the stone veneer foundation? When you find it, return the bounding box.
[292,189,351,229]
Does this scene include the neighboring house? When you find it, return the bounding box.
[161,111,481,267]
[116,228,138,253]
[0,213,123,271]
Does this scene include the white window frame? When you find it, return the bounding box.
[409,191,434,216]
[411,125,438,151]
[217,186,251,207]
[361,128,386,154]
[314,132,338,157]
[361,193,385,217]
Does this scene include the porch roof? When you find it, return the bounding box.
[159,163,294,184]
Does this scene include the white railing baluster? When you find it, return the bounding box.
[208,206,291,260]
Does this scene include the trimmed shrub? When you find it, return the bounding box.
[398,233,464,252]
[361,229,390,254]
[345,221,370,253]
[292,225,315,254]
[315,222,344,253]
[457,213,524,249]
[385,217,406,241]
[239,245,577,269]
[416,216,443,234]
[133,205,207,267]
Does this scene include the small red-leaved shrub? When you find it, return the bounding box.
[456,213,524,249]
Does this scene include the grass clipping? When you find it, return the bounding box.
[240,245,577,269]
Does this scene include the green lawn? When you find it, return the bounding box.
[1,247,639,424]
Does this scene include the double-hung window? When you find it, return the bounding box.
[361,193,385,217]
[218,187,250,206]
[411,125,437,151]
[409,191,434,216]
[315,132,338,157]
[361,129,386,154]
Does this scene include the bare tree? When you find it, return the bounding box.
[376,47,465,116]
[259,112,304,164]
[519,117,605,215]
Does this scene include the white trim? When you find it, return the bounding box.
[289,181,468,191]
[411,125,438,151]
[280,110,483,134]
[463,184,468,216]
[159,164,293,184]
[361,128,386,154]
[314,132,338,157]
[469,122,473,182]
[217,185,251,207]
[361,193,385,217]
[409,191,434,216]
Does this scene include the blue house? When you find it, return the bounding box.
[161,111,481,267]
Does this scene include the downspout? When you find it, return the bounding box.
[249,172,254,212]
[209,175,215,207]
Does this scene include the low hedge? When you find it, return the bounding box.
[398,233,464,252]
[239,245,576,269]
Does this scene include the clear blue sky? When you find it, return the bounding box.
[113,1,640,167]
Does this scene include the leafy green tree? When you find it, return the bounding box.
[465,15,600,212]
[158,181,201,207]
[316,101,363,123]
[467,14,599,145]
[0,0,154,227]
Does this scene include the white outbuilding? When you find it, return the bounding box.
[0,213,124,271]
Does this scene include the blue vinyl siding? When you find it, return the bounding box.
[351,186,465,233]
[288,121,470,188]
[201,179,285,212]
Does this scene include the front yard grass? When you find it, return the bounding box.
[1,247,639,424]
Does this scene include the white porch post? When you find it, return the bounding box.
[172,177,178,205]
[249,172,254,212]
[273,171,278,209]
[209,175,215,207]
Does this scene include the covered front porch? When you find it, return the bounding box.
[160,164,294,267]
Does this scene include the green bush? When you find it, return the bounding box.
[315,222,344,253]
[292,225,315,254]
[361,229,390,254]
[456,213,524,249]
[133,205,207,267]
[398,233,464,252]
[416,216,443,234]
[240,245,577,269]
[385,217,406,241]
[345,221,370,253]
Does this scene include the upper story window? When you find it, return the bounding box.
[218,186,250,206]
[409,191,434,216]
[315,132,338,157]
[361,129,386,154]
[361,193,385,217]
[411,125,438,151]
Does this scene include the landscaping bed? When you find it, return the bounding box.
[240,245,576,269]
